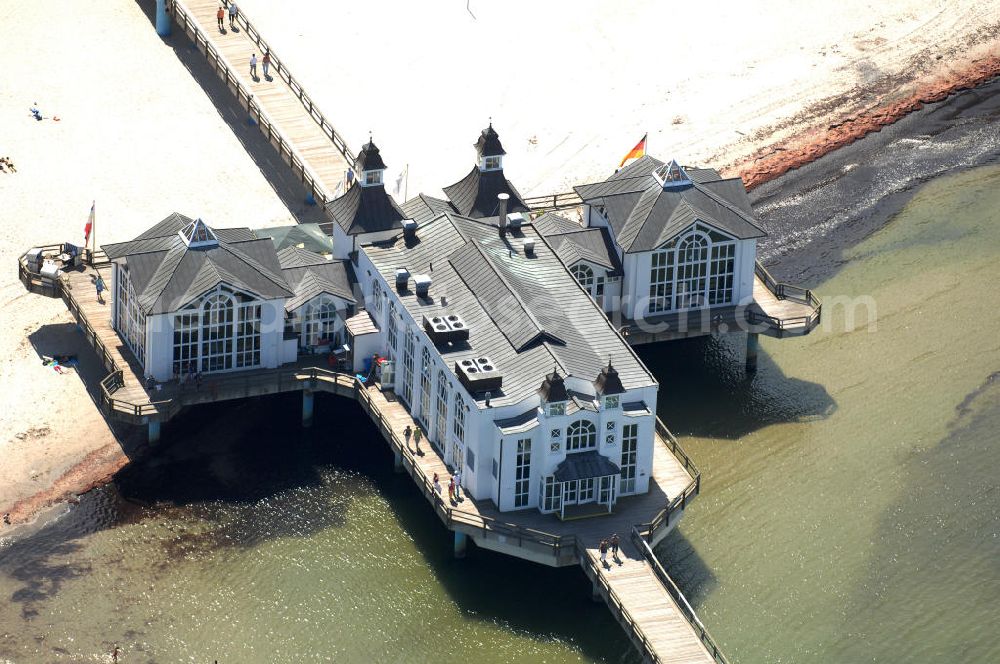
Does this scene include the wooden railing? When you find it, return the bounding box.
[523,191,583,212]
[751,260,822,333]
[171,1,337,208]
[630,527,730,664]
[354,382,580,561]
[219,0,355,166]
[643,417,702,541]
[577,540,666,663]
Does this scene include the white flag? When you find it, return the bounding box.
[394,164,408,198]
[334,178,344,197]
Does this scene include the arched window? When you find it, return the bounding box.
[303,296,339,347]
[572,264,594,291]
[566,420,597,452]
[675,233,708,310]
[202,292,235,372]
[648,226,734,313]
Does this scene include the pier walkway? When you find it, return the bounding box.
[22,248,727,662]
[170,0,354,228]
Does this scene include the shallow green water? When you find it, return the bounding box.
[1,166,998,663]
[650,164,1000,662]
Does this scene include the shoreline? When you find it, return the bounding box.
[4,22,1000,539]
[727,55,1000,190]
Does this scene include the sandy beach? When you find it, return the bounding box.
[1,0,998,530]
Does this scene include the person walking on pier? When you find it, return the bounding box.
[610,533,620,562]
[228,2,238,29]
[447,476,455,503]
[433,472,441,495]
[599,539,609,568]
[216,5,224,31]
[92,274,106,304]
[262,51,271,80]
[453,470,462,500]
[250,53,258,80]
[413,427,422,453]
[404,424,412,449]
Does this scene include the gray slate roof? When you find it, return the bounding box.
[402,194,454,224]
[475,124,506,157]
[278,247,356,311]
[363,211,656,408]
[325,182,406,235]
[355,140,387,172]
[573,155,766,253]
[255,223,334,254]
[535,214,624,276]
[553,450,621,482]
[441,167,530,219]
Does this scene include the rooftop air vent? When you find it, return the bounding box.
[524,238,535,256]
[507,212,525,230]
[413,274,432,298]
[395,268,410,292]
[455,356,503,394]
[402,218,417,239]
[423,312,470,344]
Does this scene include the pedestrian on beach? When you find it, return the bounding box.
[262,51,271,79]
[228,1,238,28]
[30,103,42,121]
[413,426,422,452]
[216,5,224,30]
[1,157,16,173]
[453,470,461,499]
[250,53,258,80]
[94,274,106,304]
[599,539,609,567]
[610,533,620,560]
[112,645,121,663]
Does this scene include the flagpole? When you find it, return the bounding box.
[404,164,409,201]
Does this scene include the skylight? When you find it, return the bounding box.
[653,160,691,189]
[179,218,219,248]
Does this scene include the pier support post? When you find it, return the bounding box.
[148,420,161,445]
[155,0,171,37]
[745,332,759,373]
[393,448,403,473]
[453,531,468,559]
[302,389,314,428]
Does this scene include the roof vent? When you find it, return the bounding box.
[498,193,510,237]
[423,312,470,344]
[524,238,535,256]
[413,274,432,298]
[402,218,417,239]
[455,356,503,393]
[395,268,410,292]
[507,212,525,230]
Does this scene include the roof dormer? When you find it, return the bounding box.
[540,369,569,416]
[178,217,219,248]
[355,138,387,187]
[476,122,506,172]
[653,159,691,189]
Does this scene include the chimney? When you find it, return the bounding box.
[497,193,510,237]
[414,274,432,298]
[524,238,535,256]
[395,268,410,292]
[402,218,417,240]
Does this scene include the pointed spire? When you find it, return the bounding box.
[540,368,568,403]
[595,358,624,395]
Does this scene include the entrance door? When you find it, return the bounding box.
[599,475,617,509]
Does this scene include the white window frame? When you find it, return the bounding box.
[566,420,597,452]
[514,438,532,508]
[620,423,638,494]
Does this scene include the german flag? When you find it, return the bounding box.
[618,133,647,168]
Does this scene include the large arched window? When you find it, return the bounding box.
[566,420,597,452]
[675,233,708,310]
[202,292,235,372]
[303,296,340,348]
[648,225,736,313]
[572,262,607,305]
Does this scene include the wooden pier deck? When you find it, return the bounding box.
[170,0,354,225]
[355,384,725,663]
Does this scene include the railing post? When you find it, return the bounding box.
[745,332,759,373]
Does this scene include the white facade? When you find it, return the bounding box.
[583,205,756,320]
[354,247,658,515]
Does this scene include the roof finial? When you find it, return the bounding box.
[368,130,372,145]
[488,116,492,129]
